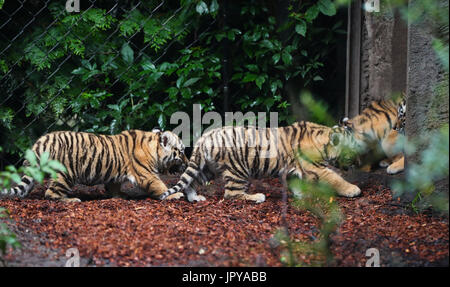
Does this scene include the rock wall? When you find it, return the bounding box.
[359,6,407,108]
[355,0,449,201]
[406,0,449,194]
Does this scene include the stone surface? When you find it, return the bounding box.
[406,0,449,195]
[360,7,407,108]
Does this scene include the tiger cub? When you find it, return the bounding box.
[1,129,187,202]
[339,96,406,174]
[159,122,362,203]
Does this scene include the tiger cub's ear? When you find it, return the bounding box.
[160,133,169,147]
[159,131,173,148]
[152,127,162,133]
[338,117,354,131]
[339,117,349,126]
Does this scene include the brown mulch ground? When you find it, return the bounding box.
[0,174,448,267]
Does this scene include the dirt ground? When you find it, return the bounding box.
[0,171,448,267]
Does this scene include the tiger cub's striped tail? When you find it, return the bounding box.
[158,163,201,200]
[1,175,35,199]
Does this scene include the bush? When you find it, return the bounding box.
[0,147,66,264]
[0,0,342,161]
[274,178,342,266]
[392,125,449,214]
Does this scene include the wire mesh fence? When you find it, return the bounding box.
[0,0,340,171]
[0,0,223,168]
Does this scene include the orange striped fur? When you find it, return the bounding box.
[160,122,362,203]
[1,130,187,202]
[341,96,406,174]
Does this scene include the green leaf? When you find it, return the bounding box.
[318,0,336,16]
[270,82,277,95]
[245,64,259,72]
[282,50,292,65]
[242,73,258,83]
[305,5,320,22]
[27,168,44,183]
[215,33,226,42]
[196,1,208,15]
[10,174,22,184]
[260,39,274,49]
[48,161,67,173]
[71,67,87,75]
[183,77,201,88]
[24,150,37,167]
[313,75,324,81]
[227,30,236,41]
[121,43,134,64]
[40,152,49,166]
[158,114,165,129]
[295,21,307,37]
[108,104,120,112]
[166,87,179,99]
[176,76,184,89]
[272,53,281,64]
[142,61,156,71]
[255,76,266,89]
[210,0,219,13]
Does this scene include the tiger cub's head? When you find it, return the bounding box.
[338,94,407,136]
[153,129,188,174]
[394,97,406,134]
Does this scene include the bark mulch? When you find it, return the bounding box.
[0,174,448,267]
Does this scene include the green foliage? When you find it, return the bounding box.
[299,92,336,126]
[0,147,66,263]
[0,207,20,265]
[297,91,360,169]
[0,151,66,188]
[433,38,449,72]
[384,0,449,214]
[392,125,449,214]
[275,178,342,266]
[0,0,342,157]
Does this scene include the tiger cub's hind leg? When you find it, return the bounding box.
[45,173,81,203]
[222,170,265,203]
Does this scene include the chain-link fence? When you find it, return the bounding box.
[0,0,224,168]
[0,0,344,171]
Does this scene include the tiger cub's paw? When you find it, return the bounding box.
[187,193,206,203]
[165,192,184,200]
[387,165,403,175]
[62,197,82,203]
[387,157,404,175]
[338,184,361,198]
[248,193,266,203]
